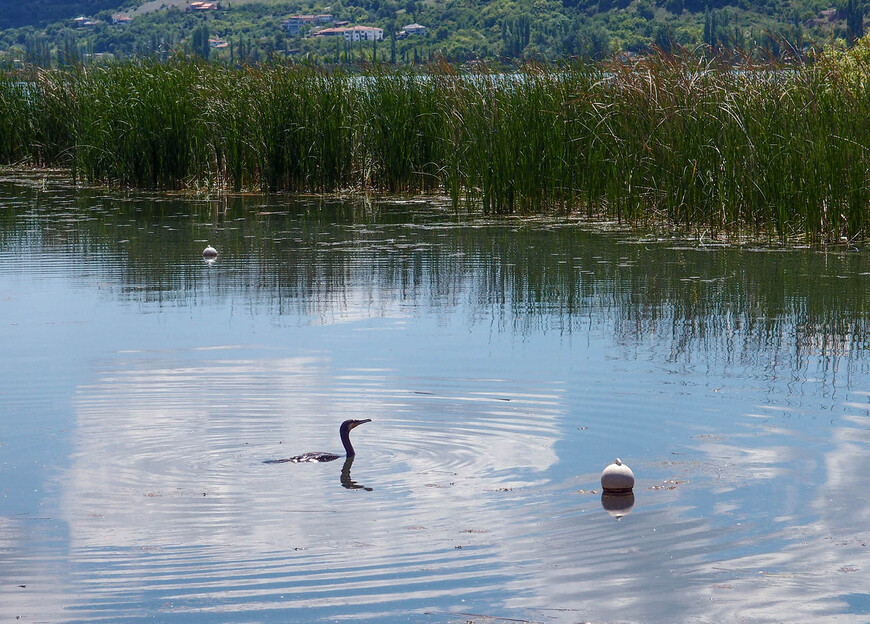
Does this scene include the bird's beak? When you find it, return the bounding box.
[351,419,372,429]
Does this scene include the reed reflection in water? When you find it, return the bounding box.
[0,179,869,622]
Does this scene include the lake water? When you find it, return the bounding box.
[1,174,869,623]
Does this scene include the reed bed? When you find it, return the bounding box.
[1,55,869,242]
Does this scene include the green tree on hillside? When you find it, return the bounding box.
[703,6,732,51]
[653,23,676,53]
[847,0,865,44]
[192,23,210,60]
[25,33,52,66]
[502,14,531,57]
[57,32,82,66]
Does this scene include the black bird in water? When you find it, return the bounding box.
[264,419,372,464]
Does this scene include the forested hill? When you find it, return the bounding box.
[0,0,863,64]
[0,0,124,29]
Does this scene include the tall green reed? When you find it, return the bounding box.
[358,67,444,193]
[0,71,34,165]
[0,67,76,169]
[1,55,869,242]
[72,59,206,188]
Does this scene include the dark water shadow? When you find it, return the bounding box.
[341,456,372,491]
[262,456,372,491]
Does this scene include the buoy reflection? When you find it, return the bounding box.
[601,492,634,519]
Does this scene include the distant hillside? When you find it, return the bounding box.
[0,0,125,29]
[0,0,861,63]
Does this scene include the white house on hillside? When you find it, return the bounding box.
[397,23,426,39]
[73,16,99,27]
[315,26,383,41]
[283,14,333,35]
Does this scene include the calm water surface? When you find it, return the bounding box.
[1,175,869,623]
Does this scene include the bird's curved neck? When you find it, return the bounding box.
[340,426,355,456]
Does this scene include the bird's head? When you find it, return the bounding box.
[341,418,372,433]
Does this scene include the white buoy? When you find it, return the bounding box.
[202,245,218,258]
[601,458,634,494]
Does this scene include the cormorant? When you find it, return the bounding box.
[264,419,371,464]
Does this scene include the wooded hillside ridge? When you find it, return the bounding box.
[0,0,865,64]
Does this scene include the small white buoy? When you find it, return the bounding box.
[601,458,634,494]
[202,244,218,258]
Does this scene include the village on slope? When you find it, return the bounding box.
[95,2,428,51]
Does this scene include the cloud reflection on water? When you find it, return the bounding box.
[494,409,870,623]
[59,349,564,619]
[3,189,870,622]
[56,346,870,623]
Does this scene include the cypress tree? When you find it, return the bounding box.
[847,0,865,44]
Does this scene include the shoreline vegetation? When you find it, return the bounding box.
[1,49,870,243]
